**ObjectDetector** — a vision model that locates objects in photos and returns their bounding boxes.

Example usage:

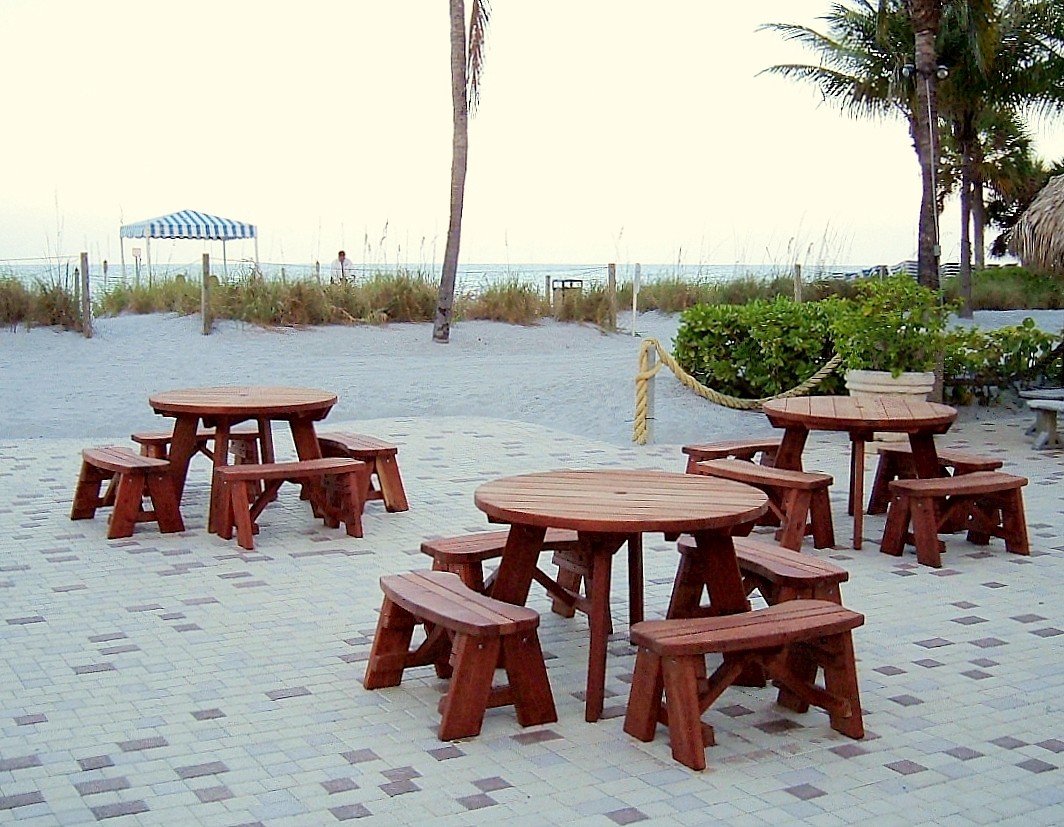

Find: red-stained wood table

[762,395,958,550]
[473,469,769,722]
[149,386,338,532]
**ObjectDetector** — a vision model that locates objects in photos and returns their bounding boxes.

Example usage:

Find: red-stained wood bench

[131,425,264,462]
[691,458,835,550]
[681,437,782,474]
[673,535,848,614]
[866,444,1004,515]
[419,528,644,627]
[214,458,367,550]
[317,432,409,512]
[70,447,185,539]
[363,569,557,741]
[623,599,865,770]
[880,471,1030,568]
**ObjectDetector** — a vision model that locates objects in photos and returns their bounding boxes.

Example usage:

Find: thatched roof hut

[1009,175,1064,274]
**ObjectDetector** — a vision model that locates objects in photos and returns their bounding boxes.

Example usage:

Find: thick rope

[633,338,843,444]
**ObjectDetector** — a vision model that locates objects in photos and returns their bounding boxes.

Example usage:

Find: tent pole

[120,236,127,283]
[146,238,152,286]
[222,239,228,278]
[254,236,260,275]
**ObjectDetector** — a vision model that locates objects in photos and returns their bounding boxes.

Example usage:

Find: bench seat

[681,437,782,473]
[214,458,368,550]
[692,458,834,550]
[363,570,557,740]
[623,599,865,770]
[317,432,409,511]
[867,444,1004,515]
[70,447,185,539]
[880,471,1030,568]
[131,425,264,461]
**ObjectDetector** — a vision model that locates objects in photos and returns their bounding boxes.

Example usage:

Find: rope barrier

[632,338,843,444]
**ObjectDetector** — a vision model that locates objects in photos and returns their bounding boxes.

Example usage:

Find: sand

[2,308,1061,442]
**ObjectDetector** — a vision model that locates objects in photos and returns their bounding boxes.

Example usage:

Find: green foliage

[943,319,1062,403]
[827,276,954,375]
[673,299,843,399]
[459,278,549,324]
[31,281,82,329]
[942,265,1064,310]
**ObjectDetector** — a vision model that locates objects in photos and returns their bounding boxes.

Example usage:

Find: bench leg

[229,479,257,551]
[1033,409,1062,450]
[108,472,144,539]
[821,631,864,739]
[661,654,711,771]
[375,455,409,512]
[1000,490,1030,555]
[624,648,665,744]
[363,598,417,689]
[879,494,910,557]
[776,489,812,551]
[144,473,185,534]
[438,634,500,740]
[867,453,903,515]
[502,631,557,728]
[910,495,943,568]
[809,489,835,549]
[71,462,108,520]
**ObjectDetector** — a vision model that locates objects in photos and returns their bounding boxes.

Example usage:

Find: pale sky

[2,0,1062,273]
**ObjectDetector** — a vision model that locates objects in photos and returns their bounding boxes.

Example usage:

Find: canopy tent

[119,209,259,281]
[1009,176,1064,275]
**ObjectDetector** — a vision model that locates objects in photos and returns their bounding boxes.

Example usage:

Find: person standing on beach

[330,250,355,283]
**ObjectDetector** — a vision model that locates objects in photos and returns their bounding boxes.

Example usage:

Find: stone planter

[844,369,936,441]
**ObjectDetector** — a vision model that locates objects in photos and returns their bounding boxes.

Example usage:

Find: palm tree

[433,0,491,344]
[760,1,945,287]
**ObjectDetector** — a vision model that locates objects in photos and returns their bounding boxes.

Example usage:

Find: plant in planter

[827,275,954,400]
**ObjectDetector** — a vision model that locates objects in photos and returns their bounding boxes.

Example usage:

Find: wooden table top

[474,469,769,535]
[762,395,957,433]
[150,386,337,418]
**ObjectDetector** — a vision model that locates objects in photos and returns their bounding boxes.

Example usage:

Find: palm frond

[1009,175,1064,273]
[467,0,491,115]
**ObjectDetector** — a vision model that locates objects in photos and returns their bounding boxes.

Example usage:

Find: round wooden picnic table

[762,395,957,550]
[149,386,338,532]
[474,468,769,722]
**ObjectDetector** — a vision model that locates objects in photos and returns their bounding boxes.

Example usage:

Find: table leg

[290,418,326,515]
[850,435,865,550]
[207,419,232,534]
[774,427,809,472]
[581,533,626,723]
[674,530,749,617]
[488,523,548,607]
[167,416,200,507]
[908,432,941,479]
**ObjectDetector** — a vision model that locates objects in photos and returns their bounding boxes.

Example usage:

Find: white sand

[2,309,1061,442]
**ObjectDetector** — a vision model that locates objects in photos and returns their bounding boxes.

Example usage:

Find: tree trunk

[910,2,942,289]
[973,175,986,271]
[433,0,470,344]
[958,142,973,318]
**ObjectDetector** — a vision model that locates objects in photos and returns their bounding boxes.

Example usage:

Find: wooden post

[545,275,552,312]
[631,263,641,336]
[793,263,803,303]
[607,263,617,332]
[80,252,92,339]
[645,345,656,441]
[201,253,211,336]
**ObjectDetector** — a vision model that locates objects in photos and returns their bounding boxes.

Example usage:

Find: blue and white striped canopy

[120,210,256,241]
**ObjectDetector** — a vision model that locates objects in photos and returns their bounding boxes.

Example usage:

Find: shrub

[0,277,31,329]
[673,298,843,399]
[459,278,548,324]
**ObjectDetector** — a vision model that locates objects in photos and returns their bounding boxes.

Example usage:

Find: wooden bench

[673,535,848,615]
[363,570,557,741]
[867,444,1004,515]
[623,599,864,770]
[70,447,185,539]
[214,458,368,550]
[317,432,409,512]
[880,471,1030,568]
[1026,399,1064,450]
[681,436,782,474]
[419,528,644,626]
[692,458,835,550]
[131,425,265,462]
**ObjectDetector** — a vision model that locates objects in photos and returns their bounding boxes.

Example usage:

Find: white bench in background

[1026,399,1064,449]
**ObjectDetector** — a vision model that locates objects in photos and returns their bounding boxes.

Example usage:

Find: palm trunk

[433,0,470,344]
[973,175,986,271]
[958,145,973,318]
[910,1,942,290]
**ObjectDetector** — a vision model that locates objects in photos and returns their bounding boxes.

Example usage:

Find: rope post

[79,252,92,339]
[645,342,656,439]
[201,253,211,336]
[793,263,803,303]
